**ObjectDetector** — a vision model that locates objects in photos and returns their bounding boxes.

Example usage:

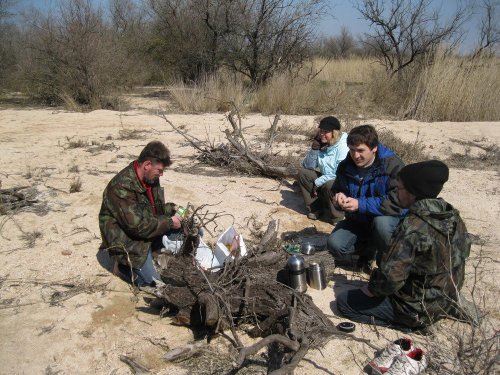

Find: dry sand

[0,98,499,374]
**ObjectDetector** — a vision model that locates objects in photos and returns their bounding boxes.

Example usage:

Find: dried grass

[170,70,247,112]
[407,54,500,121]
[69,177,82,193]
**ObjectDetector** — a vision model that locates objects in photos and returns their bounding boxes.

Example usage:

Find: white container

[195,239,227,272]
[214,226,247,259]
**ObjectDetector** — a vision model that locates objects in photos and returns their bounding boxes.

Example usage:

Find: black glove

[311,184,318,198]
[311,135,322,150]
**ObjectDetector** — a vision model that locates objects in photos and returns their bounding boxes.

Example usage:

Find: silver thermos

[307,262,327,290]
[287,255,307,292]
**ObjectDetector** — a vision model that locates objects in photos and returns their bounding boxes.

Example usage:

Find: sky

[12,0,484,52]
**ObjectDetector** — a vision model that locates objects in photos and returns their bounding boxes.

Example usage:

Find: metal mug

[301,242,316,255]
[307,262,327,290]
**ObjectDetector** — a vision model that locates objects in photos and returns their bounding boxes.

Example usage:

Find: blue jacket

[302,132,349,187]
[332,143,407,222]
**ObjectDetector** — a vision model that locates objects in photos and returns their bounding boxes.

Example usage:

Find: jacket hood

[410,198,460,237]
[375,143,395,159]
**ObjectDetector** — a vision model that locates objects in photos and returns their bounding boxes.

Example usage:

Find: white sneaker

[369,338,414,374]
[385,348,427,375]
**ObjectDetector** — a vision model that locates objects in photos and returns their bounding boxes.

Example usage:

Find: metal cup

[307,262,327,290]
[301,242,316,255]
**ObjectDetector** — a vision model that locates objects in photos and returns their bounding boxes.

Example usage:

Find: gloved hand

[310,184,318,198]
[311,135,322,150]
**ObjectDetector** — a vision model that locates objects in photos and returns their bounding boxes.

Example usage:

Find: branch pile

[0,186,38,215]
[161,110,300,179]
[152,220,370,373]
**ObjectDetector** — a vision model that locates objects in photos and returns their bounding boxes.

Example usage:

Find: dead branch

[236,334,300,366]
[160,111,297,179]
[119,355,151,374]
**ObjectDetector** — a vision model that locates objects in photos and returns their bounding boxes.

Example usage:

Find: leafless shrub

[66,138,88,149]
[69,177,82,193]
[85,142,120,155]
[377,128,428,164]
[19,230,42,248]
[68,165,79,173]
[23,166,32,179]
[445,144,499,172]
[118,129,145,140]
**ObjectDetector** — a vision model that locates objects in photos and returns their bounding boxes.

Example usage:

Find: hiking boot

[307,211,322,220]
[385,348,427,375]
[368,338,414,374]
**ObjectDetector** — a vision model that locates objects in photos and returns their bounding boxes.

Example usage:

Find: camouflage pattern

[368,198,471,328]
[99,162,176,268]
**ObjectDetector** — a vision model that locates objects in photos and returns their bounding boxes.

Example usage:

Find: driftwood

[152,219,368,373]
[119,355,151,375]
[160,110,298,179]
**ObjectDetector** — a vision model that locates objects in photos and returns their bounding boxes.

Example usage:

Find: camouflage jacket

[99,162,176,268]
[368,198,471,328]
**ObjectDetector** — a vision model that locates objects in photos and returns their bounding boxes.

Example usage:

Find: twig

[119,355,151,374]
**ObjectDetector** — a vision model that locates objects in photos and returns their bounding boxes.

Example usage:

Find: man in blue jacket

[327,125,406,267]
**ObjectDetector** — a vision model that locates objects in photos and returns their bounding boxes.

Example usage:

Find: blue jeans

[336,288,410,331]
[327,216,401,262]
[118,247,160,287]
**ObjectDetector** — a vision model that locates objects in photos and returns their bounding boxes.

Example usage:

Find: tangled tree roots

[152,221,374,373]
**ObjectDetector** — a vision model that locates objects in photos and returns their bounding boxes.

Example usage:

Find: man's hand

[342,197,359,212]
[361,284,374,297]
[171,215,182,229]
[310,184,318,198]
[334,192,348,208]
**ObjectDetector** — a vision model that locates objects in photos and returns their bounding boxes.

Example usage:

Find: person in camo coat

[99,141,182,287]
[335,160,472,330]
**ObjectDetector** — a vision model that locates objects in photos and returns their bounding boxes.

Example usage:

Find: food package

[195,226,247,272]
[215,226,247,259]
[195,239,226,272]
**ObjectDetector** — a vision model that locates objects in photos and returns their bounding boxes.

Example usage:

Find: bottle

[176,206,186,218]
[287,255,307,292]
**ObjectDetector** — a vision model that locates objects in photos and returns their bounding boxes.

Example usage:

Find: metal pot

[287,255,307,292]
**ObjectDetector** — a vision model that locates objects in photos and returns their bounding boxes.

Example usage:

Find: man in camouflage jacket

[336,160,471,330]
[99,141,182,286]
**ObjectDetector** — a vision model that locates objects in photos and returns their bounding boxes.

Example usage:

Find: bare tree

[471,0,500,58]
[356,0,467,76]
[18,0,144,108]
[147,0,327,85]
[224,0,327,84]
[321,25,357,58]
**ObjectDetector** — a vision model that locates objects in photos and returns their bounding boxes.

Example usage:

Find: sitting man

[327,125,406,266]
[335,160,472,331]
[298,116,349,222]
[99,141,182,287]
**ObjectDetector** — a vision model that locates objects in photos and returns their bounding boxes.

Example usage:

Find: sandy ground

[0,97,499,375]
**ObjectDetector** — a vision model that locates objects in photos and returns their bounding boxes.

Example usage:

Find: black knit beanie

[399,160,449,199]
[318,116,341,131]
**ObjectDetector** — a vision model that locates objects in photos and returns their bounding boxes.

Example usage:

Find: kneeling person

[335,160,471,330]
[327,125,406,265]
[99,141,182,287]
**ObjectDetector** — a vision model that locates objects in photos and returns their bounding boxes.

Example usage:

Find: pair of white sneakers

[368,338,427,375]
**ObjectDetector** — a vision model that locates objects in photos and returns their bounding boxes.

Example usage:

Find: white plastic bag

[161,235,183,254]
[215,226,247,260]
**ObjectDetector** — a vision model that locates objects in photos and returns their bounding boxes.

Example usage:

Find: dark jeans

[327,216,400,263]
[298,167,343,220]
[336,288,410,331]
